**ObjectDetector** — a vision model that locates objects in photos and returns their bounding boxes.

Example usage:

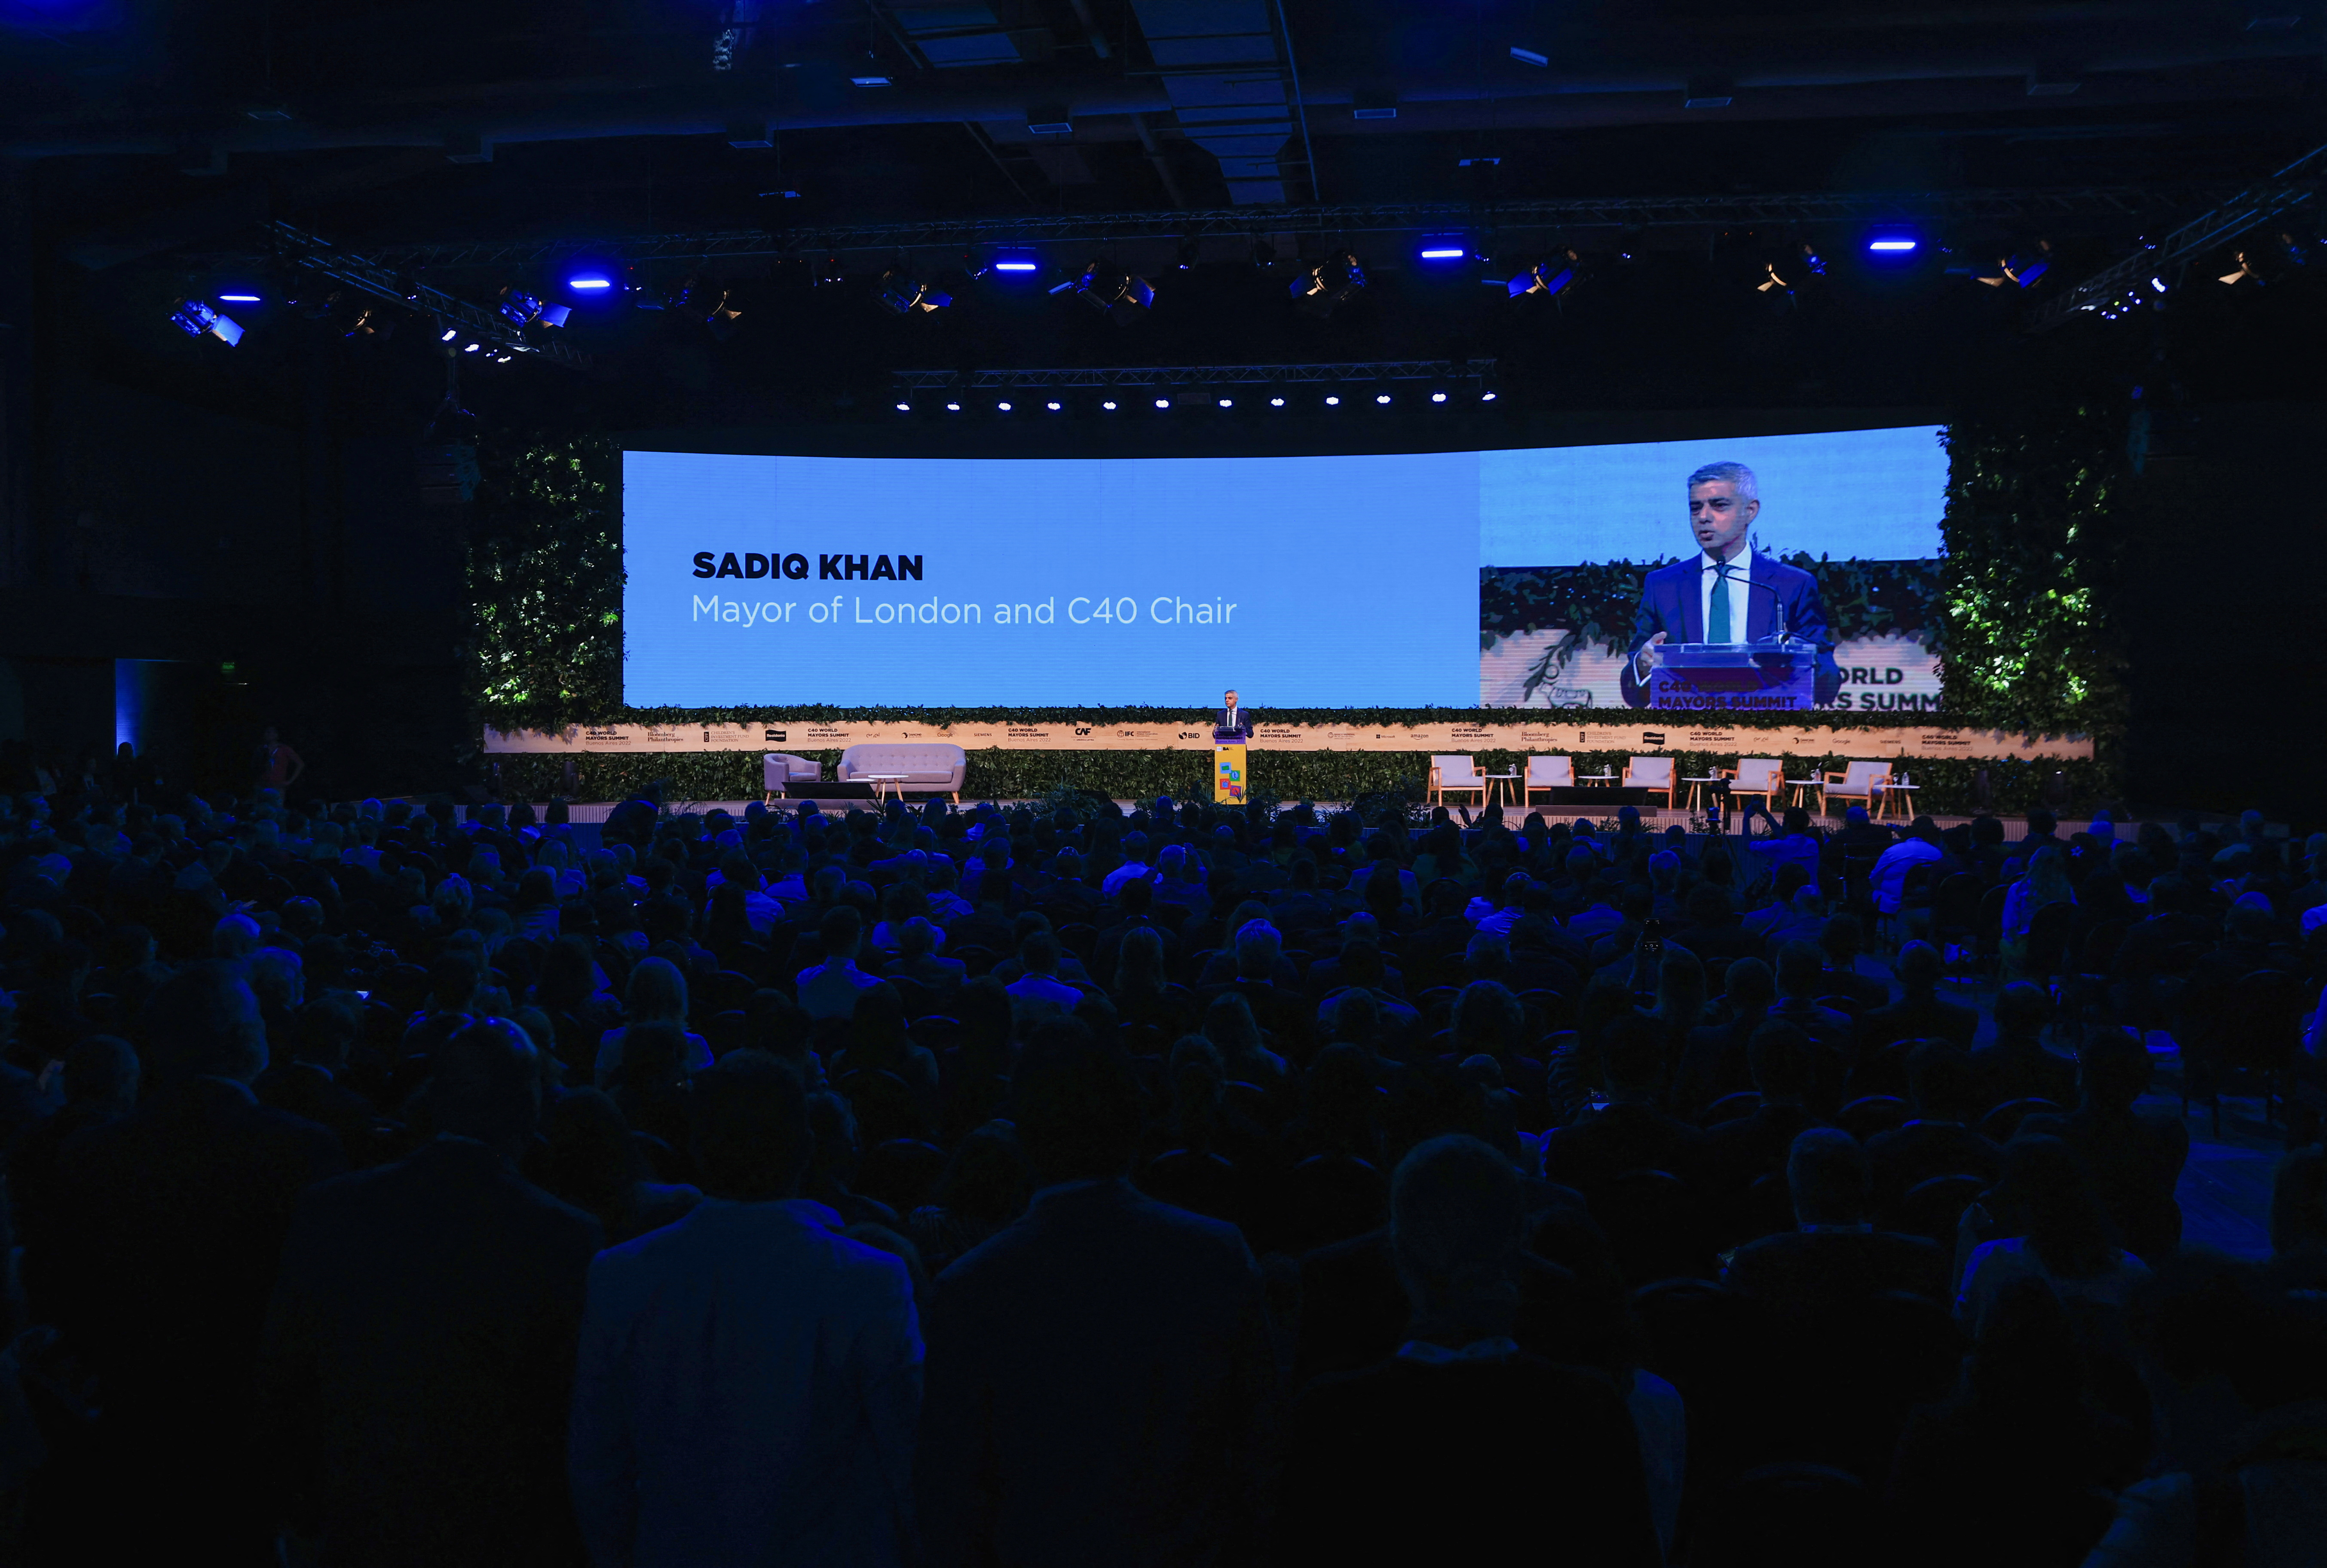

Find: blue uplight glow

[1419,248,1466,260]
[570,276,613,290]
[218,293,261,303]
[1868,238,1918,252]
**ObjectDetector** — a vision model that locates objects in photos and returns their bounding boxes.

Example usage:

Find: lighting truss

[893,360,1492,391]
[2023,141,2327,332]
[266,221,591,371]
[346,187,2177,271]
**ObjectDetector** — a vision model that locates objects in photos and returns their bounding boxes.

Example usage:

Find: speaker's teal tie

[1707,559,1731,643]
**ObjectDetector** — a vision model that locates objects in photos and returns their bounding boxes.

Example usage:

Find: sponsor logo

[1641,731,1666,747]
[763,729,787,742]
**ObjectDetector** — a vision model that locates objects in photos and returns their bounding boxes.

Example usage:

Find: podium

[1212,726,1248,804]
[1648,638,1819,711]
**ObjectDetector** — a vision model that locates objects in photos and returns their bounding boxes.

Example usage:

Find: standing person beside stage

[1620,460,1841,708]
[257,725,306,795]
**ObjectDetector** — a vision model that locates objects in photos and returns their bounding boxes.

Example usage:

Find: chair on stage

[1819,760,1892,818]
[1623,755,1676,809]
[1427,755,1487,808]
[1724,757,1784,814]
[763,753,822,802]
[1523,755,1574,805]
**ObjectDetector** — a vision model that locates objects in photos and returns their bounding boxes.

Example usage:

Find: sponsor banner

[487,720,2091,761]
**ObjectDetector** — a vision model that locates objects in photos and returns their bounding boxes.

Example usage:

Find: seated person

[1723,1127,1948,1308]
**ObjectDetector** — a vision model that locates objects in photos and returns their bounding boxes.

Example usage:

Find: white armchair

[1726,757,1784,812]
[1427,755,1487,807]
[1524,755,1574,805]
[1819,760,1892,816]
[1623,755,1677,808]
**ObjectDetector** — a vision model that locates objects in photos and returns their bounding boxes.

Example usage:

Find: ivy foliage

[466,434,624,732]
[1480,557,1941,653]
[1940,406,2127,738]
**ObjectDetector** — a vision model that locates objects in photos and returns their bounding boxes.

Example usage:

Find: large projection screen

[622,425,1946,711]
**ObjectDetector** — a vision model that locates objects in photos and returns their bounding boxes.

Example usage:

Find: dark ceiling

[5,0,2324,427]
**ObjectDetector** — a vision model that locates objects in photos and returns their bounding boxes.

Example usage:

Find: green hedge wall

[492,748,2108,817]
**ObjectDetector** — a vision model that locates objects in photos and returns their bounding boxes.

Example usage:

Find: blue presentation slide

[620,428,1946,709]
[622,449,1483,707]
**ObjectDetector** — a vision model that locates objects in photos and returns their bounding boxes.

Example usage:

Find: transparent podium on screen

[1648,637,1819,711]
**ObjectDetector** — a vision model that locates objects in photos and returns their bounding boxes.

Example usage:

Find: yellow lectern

[1213,742,1247,804]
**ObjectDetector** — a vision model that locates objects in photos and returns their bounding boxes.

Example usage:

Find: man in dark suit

[1276,1137,1660,1566]
[1722,1128,1948,1308]
[1216,688,1251,738]
[915,1021,1274,1568]
[1619,460,1842,707]
[262,1020,603,1567]
[46,965,346,1563]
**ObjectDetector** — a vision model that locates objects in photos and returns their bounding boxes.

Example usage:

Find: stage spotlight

[990,248,1041,275]
[569,275,612,291]
[439,326,459,342]
[1292,251,1366,318]
[877,270,952,314]
[1269,395,1286,407]
[945,401,963,411]
[1053,257,1156,323]
[217,290,261,303]
[1374,391,1392,405]
[1975,242,2053,288]
[1508,254,1576,299]
[1249,236,1278,268]
[463,341,481,353]
[1154,395,1171,409]
[1323,393,1341,406]
[497,287,570,328]
[996,401,1013,412]
[1177,236,1202,270]
[1216,395,1234,408]
[895,401,912,412]
[168,297,243,346]
[1417,233,1470,263]
[1430,390,1448,403]
[1102,398,1119,410]
[1866,231,1919,254]
[2149,276,2168,294]
[674,275,743,338]
[1046,400,1062,411]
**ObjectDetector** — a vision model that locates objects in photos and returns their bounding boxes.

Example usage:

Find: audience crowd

[0,777,2321,1565]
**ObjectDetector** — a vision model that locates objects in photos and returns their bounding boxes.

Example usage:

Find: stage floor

[516,799,2223,836]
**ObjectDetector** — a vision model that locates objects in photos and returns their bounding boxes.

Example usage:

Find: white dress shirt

[1635,548,1756,683]
[1698,548,1752,644]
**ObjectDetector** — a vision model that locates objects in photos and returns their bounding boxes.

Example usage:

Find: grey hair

[1687,460,1758,500]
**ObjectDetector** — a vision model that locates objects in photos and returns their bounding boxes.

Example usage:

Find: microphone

[1710,558,1791,643]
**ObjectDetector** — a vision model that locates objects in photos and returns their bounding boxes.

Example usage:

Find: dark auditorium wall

[0,288,470,798]
[2114,402,2322,826]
